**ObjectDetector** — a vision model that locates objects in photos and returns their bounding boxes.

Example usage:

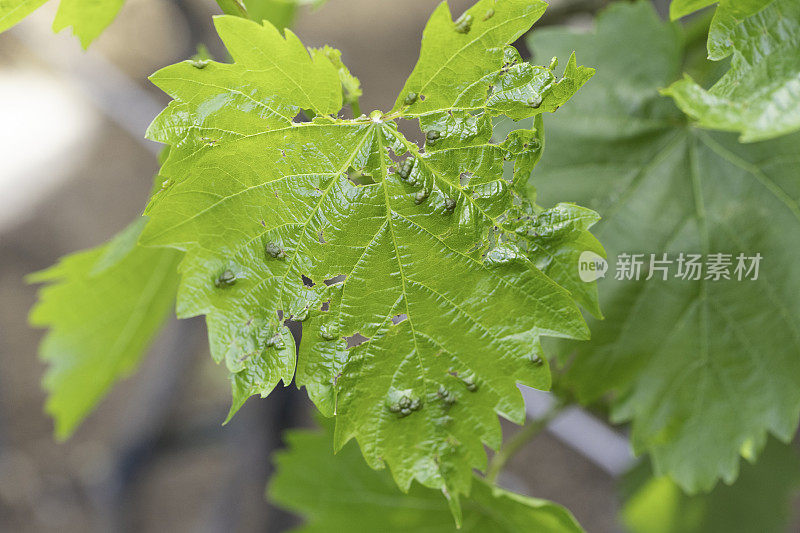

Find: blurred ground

[0,0,627,531]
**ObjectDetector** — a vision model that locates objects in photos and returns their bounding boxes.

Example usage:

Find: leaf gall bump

[215,269,236,288]
[265,242,286,259]
[454,13,473,34]
[527,95,543,108]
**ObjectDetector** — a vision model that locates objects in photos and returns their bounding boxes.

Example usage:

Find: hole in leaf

[320,301,330,312]
[345,332,370,349]
[395,118,423,146]
[387,148,404,164]
[324,275,346,286]
[302,275,315,287]
[391,314,408,325]
[318,229,327,244]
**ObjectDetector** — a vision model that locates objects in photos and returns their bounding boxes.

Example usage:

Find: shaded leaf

[620,437,800,533]
[669,0,718,20]
[269,419,584,533]
[528,1,800,493]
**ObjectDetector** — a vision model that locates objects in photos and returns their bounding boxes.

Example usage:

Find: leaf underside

[143,0,596,512]
[528,1,800,493]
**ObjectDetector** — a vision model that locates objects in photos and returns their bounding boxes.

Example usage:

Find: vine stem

[485,399,566,484]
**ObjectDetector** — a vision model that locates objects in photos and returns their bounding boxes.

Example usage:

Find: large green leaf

[665,0,800,142]
[269,420,584,532]
[620,438,800,533]
[527,1,800,493]
[144,0,595,513]
[29,219,181,438]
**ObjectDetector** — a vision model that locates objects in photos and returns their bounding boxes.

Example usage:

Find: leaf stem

[485,399,565,484]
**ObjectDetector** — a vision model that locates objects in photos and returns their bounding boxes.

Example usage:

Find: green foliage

[52,0,124,48]
[0,0,124,48]
[269,419,584,532]
[243,0,326,30]
[216,0,248,18]
[144,0,595,514]
[0,0,47,35]
[217,0,327,31]
[620,438,800,533]
[527,1,800,493]
[669,0,719,20]
[309,45,362,111]
[665,0,800,142]
[0,0,324,47]
[669,0,773,20]
[29,219,181,438]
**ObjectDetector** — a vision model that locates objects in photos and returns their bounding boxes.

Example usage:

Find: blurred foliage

[620,438,800,533]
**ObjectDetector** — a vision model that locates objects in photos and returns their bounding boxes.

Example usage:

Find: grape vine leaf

[242,0,327,30]
[28,218,181,438]
[216,0,248,18]
[309,45,362,111]
[0,0,48,34]
[0,0,125,48]
[669,0,718,20]
[142,0,595,514]
[620,437,800,533]
[269,419,584,532]
[665,0,800,142]
[668,0,772,21]
[0,0,320,47]
[527,1,800,493]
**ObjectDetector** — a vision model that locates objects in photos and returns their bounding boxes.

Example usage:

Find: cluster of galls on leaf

[388,394,423,418]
